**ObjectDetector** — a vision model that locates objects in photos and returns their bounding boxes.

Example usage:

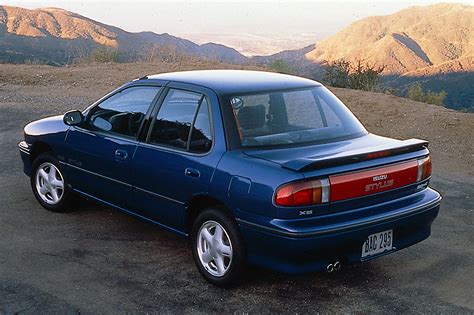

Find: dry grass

[0,61,262,88]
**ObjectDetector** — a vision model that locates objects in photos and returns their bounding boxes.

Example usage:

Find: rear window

[230,86,366,147]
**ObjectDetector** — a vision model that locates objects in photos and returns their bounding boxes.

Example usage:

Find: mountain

[305,3,473,75]
[299,3,474,110]
[0,5,247,65]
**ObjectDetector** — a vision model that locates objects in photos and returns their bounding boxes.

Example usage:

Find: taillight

[275,179,330,207]
[417,155,432,181]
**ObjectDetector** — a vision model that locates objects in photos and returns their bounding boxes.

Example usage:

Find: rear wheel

[31,153,74,212]
[191,208,246,287]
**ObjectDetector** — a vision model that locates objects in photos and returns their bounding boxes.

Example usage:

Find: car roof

[145,70,321,95]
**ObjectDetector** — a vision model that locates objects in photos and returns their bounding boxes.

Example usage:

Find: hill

[294,3,474,111]
[305,3,473,75]
[0,5,247,65]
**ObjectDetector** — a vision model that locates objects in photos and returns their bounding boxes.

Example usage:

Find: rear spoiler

[282,138,429,172]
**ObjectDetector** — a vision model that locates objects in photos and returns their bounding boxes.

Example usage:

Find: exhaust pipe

[326,263,334,273]
[327,261,341,273]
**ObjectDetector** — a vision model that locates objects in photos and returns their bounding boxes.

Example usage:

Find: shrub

[89,47,120,63]
[406,84,447,106]
[322,59,384,91]
[348,60,385,91]
[269,59,293,74]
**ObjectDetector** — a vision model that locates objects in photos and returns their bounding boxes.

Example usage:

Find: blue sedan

[18,70,441,286]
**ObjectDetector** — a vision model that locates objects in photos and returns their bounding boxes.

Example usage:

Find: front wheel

[191,208,246,287]
[31,152,74,212]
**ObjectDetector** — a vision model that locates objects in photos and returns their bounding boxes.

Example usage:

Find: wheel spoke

[39,185,49,195]
[213,224,223,242]
[202,228,213,244]
[38,169,48,181]
[50,188,59,202]
[48,166,57,182]
[201,250,213,264]
[215,255,226,274]
[51,179,64,190]
[220,244,232,257]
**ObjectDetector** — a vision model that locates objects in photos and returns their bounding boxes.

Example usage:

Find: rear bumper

[237,188,441,273]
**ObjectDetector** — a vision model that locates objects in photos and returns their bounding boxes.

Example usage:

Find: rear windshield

[230,86,367,147]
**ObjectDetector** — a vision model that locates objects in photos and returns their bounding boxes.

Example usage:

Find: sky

[1,0,472,55]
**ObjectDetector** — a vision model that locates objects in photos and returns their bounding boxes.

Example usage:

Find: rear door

[63,85,163,208]
[130,84,225,231]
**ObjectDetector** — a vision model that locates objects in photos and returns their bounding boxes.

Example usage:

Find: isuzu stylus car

[18,70,441,286]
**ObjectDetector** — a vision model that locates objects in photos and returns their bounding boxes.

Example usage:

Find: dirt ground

[0,62,473,313]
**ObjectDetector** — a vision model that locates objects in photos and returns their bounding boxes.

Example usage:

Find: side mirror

[63,110,84,126]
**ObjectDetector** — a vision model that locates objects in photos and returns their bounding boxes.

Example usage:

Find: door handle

[115,149,128,160]
[185,168,200,178]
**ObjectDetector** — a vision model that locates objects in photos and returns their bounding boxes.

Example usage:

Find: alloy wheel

[197,220,233,277]
[35,162,65,205]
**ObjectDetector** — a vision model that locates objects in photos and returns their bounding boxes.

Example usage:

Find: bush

[139,43,187,63]
[322,59,351,88]
[269,59,293,74]
[406,84,447,106]
[89,47,120,63]
[323,59,384,91]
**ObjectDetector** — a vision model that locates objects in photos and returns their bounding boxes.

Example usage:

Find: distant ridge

[0,5,247,64]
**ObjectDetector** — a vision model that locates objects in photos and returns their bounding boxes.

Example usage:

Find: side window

[87,86,161,137]
[149,89,212,153]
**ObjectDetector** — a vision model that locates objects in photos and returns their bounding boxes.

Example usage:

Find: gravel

[0,63,473,313]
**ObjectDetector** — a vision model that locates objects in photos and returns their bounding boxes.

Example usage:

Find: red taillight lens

[275,179,329,207]
[417,155,432,181]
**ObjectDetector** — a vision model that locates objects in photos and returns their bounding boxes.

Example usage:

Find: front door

[63,85,162,208]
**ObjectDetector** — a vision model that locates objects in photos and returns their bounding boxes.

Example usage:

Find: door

[131,87,223,231]
[63,85,162,208]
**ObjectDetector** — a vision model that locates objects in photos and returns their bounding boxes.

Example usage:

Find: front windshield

[230,86,367,148]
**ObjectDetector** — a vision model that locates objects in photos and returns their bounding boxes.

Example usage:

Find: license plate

[361,229,393,258]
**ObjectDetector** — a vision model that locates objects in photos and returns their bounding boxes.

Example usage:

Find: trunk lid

[243,134,427,172]
[244,133,430,204]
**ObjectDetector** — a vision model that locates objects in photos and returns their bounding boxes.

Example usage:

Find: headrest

[237,104,265,129]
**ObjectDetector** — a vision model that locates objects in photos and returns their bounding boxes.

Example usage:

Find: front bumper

[237,188,441,273]
[18,141,32,176]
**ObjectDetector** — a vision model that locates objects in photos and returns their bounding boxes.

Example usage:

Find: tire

[30,152,74,212]
[191,207,246,287]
